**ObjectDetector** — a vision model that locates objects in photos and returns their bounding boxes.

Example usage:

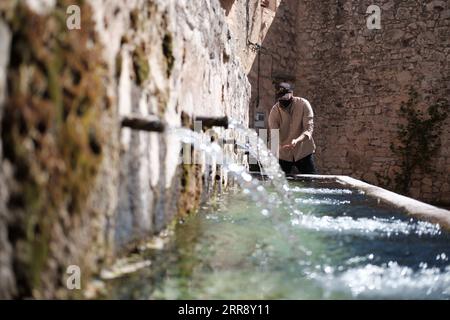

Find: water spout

[121,114,165,132]
[194,115,229,130]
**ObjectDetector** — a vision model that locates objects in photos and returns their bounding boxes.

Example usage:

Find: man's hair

[277,82,293,93]
[276,82,294,99]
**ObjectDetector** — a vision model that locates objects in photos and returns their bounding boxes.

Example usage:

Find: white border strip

[294,174,450,230]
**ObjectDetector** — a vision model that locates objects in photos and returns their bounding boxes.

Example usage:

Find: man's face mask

[278,91,293,108]
[279,100,291,108]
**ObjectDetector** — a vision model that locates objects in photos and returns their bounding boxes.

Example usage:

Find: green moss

[162,33,175,78]
[1,0,107,297]
[177,164,203,216]
[132,45,150,85]
[129,8,139,30]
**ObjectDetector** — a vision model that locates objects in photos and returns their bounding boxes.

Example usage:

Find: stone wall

[249,0,450,205]
[221,0,281,73]
[110,0,251,250]
[296,0,450,205]
[248,0,299,129]
[1,0,115,298]
[0,18,15,299]
[0,0,251,298]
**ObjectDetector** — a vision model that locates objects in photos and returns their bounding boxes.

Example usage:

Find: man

[268,82,317,174]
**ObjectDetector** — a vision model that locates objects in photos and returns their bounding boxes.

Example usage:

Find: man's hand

[282,135,306,150]
[281,144,294,150]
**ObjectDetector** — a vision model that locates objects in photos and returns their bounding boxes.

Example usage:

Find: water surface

[105,179,450,299]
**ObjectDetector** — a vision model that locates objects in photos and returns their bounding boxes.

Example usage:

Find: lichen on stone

[1,0,107,297]
[162,32,175,78]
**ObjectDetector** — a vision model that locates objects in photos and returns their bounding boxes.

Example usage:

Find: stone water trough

[291,174,450,231]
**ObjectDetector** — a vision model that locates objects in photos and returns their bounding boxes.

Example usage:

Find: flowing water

[104,178,450,299]
[103,126,450,299]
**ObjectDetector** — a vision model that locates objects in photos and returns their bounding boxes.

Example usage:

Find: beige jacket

[268,97,316,162]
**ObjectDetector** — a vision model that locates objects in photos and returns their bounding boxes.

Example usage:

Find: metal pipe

[181,111,229,130]
[194,116,229,130]
[121,114,165,132]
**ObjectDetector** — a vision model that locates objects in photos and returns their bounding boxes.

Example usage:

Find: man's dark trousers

[279,154,317,174]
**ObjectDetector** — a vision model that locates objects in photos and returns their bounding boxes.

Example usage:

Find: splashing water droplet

[241,172,252,182]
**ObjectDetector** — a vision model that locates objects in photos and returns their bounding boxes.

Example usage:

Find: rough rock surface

[0,19,16,299]
[222,0,281,73]
[110,0,251,248]
[0,0,250,298]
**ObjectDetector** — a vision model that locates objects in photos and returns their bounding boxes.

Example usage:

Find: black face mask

[279,98,292,108]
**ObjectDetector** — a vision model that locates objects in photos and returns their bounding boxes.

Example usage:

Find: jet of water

[169,123,305,255]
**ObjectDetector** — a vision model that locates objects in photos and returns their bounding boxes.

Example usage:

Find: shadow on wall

[248,0,299,129]
[219,0,237,15]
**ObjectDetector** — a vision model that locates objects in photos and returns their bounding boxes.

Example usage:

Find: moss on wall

[162,32,174,78]
[132,44,150,86]
[177,164,204,217]
[1,0,107,297]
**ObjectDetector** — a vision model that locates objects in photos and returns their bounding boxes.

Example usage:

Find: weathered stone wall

[221,0,281,73]
[249,0,450,204]
[248,0,299,129]
[295,0,449,204]
[112,0,251,250]
[0,18,15,299]
[0,0,250,298]
[0,0,120,298]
